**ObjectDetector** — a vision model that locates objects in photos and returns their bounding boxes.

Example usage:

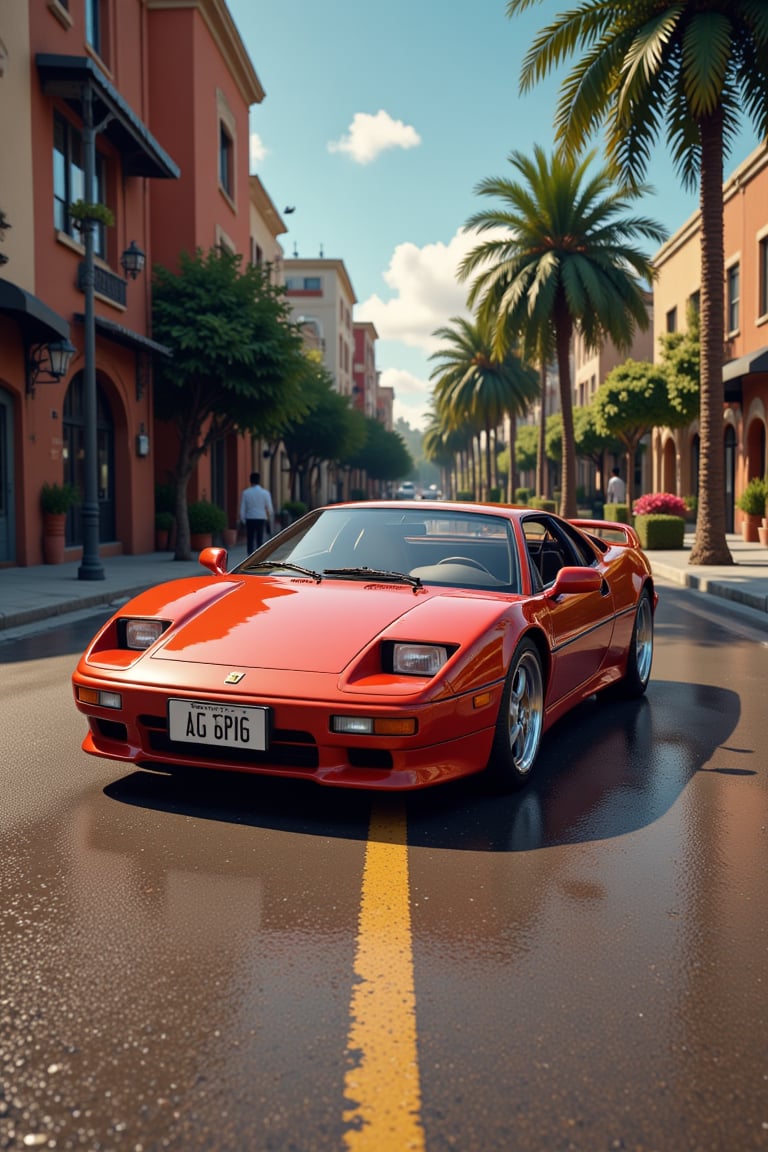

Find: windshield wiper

[245,561,323,583]
[324,567,422,589]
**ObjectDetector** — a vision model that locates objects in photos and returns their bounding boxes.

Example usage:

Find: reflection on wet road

[0,584,766,1151]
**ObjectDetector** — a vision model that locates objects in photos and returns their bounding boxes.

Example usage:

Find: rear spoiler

[571,518,642,548]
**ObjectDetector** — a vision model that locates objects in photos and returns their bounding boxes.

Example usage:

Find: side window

[556,521,599,567]
[522,516,595,588]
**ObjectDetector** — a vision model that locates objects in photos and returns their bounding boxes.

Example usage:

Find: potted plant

[736,477,767,542]
[155,510,174,551]
[40,482,80,564]
[187,499,227,548]
[67,200,115,231]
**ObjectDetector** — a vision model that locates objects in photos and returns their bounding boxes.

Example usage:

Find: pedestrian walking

[606,467,626,504]
[239,472,273,553]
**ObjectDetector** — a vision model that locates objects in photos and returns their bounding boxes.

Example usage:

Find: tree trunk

[555,303,577,518]
[536,360,547,498]
[688,109,733,566]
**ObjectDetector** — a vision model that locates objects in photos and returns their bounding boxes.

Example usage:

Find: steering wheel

[436,556,493,575]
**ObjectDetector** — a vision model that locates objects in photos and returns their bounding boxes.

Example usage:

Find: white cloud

[356,228,478,353]
[357,226,508,432]
[327,110,421,165]
[383,367,433,431]
[249,132,267,170]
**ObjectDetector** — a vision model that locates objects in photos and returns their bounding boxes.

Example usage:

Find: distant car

[395,481,417,499]
[426,484,442,499]
[72,500,657,791]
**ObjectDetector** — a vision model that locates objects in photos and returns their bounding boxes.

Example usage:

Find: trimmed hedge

[634,514,686,549]
[602,503,631,524]
[528,496,557,513]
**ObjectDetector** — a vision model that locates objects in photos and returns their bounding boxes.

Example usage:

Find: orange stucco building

[0,0,279,566]
[652,142,768,533]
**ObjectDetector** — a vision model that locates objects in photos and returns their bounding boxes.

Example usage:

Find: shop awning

[36,54,180,180]
[0,279,71,344]
[74,312,171,357]
[722,345,768,403]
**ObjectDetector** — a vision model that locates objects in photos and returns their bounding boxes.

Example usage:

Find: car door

[522,516,616,705]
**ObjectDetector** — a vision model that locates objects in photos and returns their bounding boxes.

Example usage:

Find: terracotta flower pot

[742,513,761,543]
[42,512,67,564]
[190,532,212,550]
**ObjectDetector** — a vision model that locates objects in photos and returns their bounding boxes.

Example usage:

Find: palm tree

[506,0,768,559]
[429,315,539,501]
[459,145,664,519]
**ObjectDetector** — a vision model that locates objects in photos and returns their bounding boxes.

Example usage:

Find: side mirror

[547,566,603,598]
[198,546,228,575]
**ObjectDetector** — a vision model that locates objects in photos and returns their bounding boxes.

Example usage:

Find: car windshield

[234,506,521,592]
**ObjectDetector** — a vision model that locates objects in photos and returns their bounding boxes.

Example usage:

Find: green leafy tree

[659,304,701,426]
[345,417,413,495]
[152,247,307,558]
[459,145,663,518]
[280,361,363,506]
[423,412,466,500]
[429,315,539,501]
[593,360,672,506]
[513,423,539,477]
[506,0,768,561]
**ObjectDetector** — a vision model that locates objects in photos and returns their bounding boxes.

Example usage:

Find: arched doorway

[63,372,115,545]
[0,387,15,562]
[724,424,736,534]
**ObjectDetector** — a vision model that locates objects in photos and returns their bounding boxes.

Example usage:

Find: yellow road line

[343,800,425,1151]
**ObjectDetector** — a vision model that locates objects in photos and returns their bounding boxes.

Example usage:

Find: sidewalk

[0,534,766,638]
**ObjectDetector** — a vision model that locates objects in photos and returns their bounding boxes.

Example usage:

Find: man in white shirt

[239,472,274,552]
[606,467,627,503]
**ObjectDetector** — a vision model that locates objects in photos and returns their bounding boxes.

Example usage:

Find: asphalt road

[1,583,766,1152]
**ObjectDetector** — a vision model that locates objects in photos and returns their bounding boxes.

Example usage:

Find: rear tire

[486,638,544,789]
[620,587,653,697]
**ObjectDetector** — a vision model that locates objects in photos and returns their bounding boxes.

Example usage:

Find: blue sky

[229,0,761,431]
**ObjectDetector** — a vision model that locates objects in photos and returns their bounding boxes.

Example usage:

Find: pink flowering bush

[633,492,687,517]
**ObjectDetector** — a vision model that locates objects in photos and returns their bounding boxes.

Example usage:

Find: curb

[650,560,768,614]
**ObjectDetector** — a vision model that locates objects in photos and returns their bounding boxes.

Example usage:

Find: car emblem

[224,671,245,684]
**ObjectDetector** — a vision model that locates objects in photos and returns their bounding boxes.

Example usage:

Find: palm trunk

[536,360,547,497]
[689,109,733,565]
[555,302,577,518]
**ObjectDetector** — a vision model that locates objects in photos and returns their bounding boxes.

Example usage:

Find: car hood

[149,576,487,674]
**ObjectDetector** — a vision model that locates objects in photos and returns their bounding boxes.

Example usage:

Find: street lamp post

[78,83,104,581]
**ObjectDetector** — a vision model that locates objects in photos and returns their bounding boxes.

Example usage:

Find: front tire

[620,587,654,697]
[486,638,544,789]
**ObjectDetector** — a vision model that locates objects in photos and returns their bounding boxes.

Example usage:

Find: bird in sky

[284,206,296,214]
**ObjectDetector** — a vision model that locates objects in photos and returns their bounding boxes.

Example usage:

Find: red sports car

[72,501,656,790]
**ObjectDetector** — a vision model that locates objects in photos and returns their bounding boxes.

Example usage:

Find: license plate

[168,699,268,750]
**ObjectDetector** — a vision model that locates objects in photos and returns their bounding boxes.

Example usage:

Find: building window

[53,112,107,257]
[760,239,768,318]
[285,276,322,292]
[219,123,234,199]
[666,306,677,333]
[688,289,700,316]
[85,0,107,62]
[727,262,740,333]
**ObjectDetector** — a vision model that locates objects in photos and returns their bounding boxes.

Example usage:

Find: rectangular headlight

[124,619,165,650]
[393,643,448,677]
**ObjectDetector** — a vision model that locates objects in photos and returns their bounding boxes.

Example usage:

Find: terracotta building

[1,0,179,567]
[652,141,768,534]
